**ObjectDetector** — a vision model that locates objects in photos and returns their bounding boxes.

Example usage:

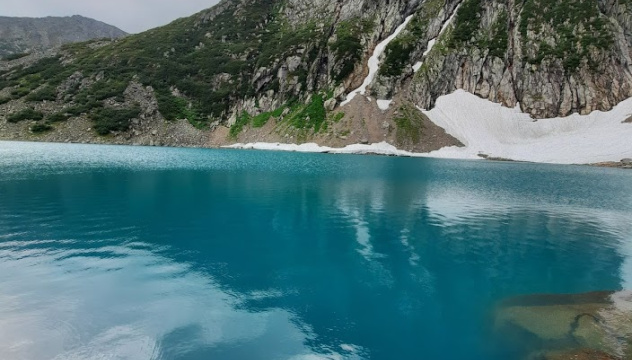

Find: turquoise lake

[0,141,631,360]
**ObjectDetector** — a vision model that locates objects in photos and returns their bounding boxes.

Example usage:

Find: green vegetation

[3,53,30,61]
[0,0,376,134]
[287,94,326,132]
[229,94,328,138]
[25,85,57,102]
[229,112,251,138]
[519,0,614,71]
[449,0,483,47]
[252,110,276,128]
[89,106,141,135]
[0,0,328,129]
[64,101,103,117]
[228,105,285,137]
[90,79,128,101]
[380,0,444,76]
[331,19,373,82]
[394,105,424,144]
[380,36,416,76]
[30,123,53,133]
[155,90,202,126]
[46,112,70,123]
[481,11,508,58]
[7,108,44,123]
[332,112,345,122]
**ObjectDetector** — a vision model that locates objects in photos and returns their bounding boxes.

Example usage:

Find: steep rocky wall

[370,0,632,118]
[204,0,426,121]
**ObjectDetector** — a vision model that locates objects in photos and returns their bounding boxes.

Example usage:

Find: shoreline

[4,138,629,169]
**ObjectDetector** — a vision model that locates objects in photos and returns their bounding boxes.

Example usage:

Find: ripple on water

[0,141,631,359]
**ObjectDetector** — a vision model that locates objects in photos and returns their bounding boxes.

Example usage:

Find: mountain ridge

[0,0,631,163]
[0,15,127,58]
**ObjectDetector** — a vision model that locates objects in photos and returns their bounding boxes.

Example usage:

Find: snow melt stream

[341,15,414,107]
[376,4,462,110]
[412,4,461,72]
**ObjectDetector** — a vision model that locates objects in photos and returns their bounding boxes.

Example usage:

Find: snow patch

[226,90,632,165]
[341,15,414,107]
[225,141,418,157]
[422,89,632,164]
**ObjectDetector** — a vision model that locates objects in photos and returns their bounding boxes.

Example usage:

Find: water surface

[0,141,631,360]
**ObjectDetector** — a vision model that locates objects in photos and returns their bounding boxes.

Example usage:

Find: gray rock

[324,98,337,111]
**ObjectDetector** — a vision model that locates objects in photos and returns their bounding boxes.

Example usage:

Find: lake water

[0,141,631,360]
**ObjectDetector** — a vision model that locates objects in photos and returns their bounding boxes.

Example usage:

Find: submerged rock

[495,291,632,359]
[538,348,619,360]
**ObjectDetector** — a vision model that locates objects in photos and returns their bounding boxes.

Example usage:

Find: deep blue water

[0,141,631,360]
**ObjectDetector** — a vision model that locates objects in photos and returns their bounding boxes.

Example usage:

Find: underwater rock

[495,291,632,359]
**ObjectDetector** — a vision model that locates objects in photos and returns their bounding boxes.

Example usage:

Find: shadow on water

[0,142,631,359]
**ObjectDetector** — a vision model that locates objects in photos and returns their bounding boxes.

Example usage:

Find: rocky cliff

[0,15,126,58]
[0,0,630,157]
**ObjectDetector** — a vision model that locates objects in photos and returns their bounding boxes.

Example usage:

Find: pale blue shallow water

[0,141,631,360]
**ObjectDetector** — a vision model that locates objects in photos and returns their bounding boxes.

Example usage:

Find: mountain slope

[0,15,127,58]
[0,0,630,163]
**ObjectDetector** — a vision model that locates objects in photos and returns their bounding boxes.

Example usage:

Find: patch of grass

[449,0,483,47]
[332,112,345,122]
[380,0,444,76]
[89,106,140,135]
[251,106,285,128]
[25,85,57,102]
[380,35,416,76]
[394,105,424,144]
[30,123,53,133]
[229,111,251,138]
[252,112,272,128]
[287,94,326,132]
[330,19,373,82]
[91,79,129,101]
[10,87,32,99]
[46,112,70,123]
[155,89,204,127]
[7,108,44,123]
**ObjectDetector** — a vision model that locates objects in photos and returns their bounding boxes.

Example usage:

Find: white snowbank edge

[226,90,632,165]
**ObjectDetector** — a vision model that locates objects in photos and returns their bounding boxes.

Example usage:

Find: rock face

[495,291,632,359]
[0,15,126,58]
[371,0,632,118]
[0,0,631,151]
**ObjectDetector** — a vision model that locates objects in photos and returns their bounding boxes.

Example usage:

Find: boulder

[324,98,337,111]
